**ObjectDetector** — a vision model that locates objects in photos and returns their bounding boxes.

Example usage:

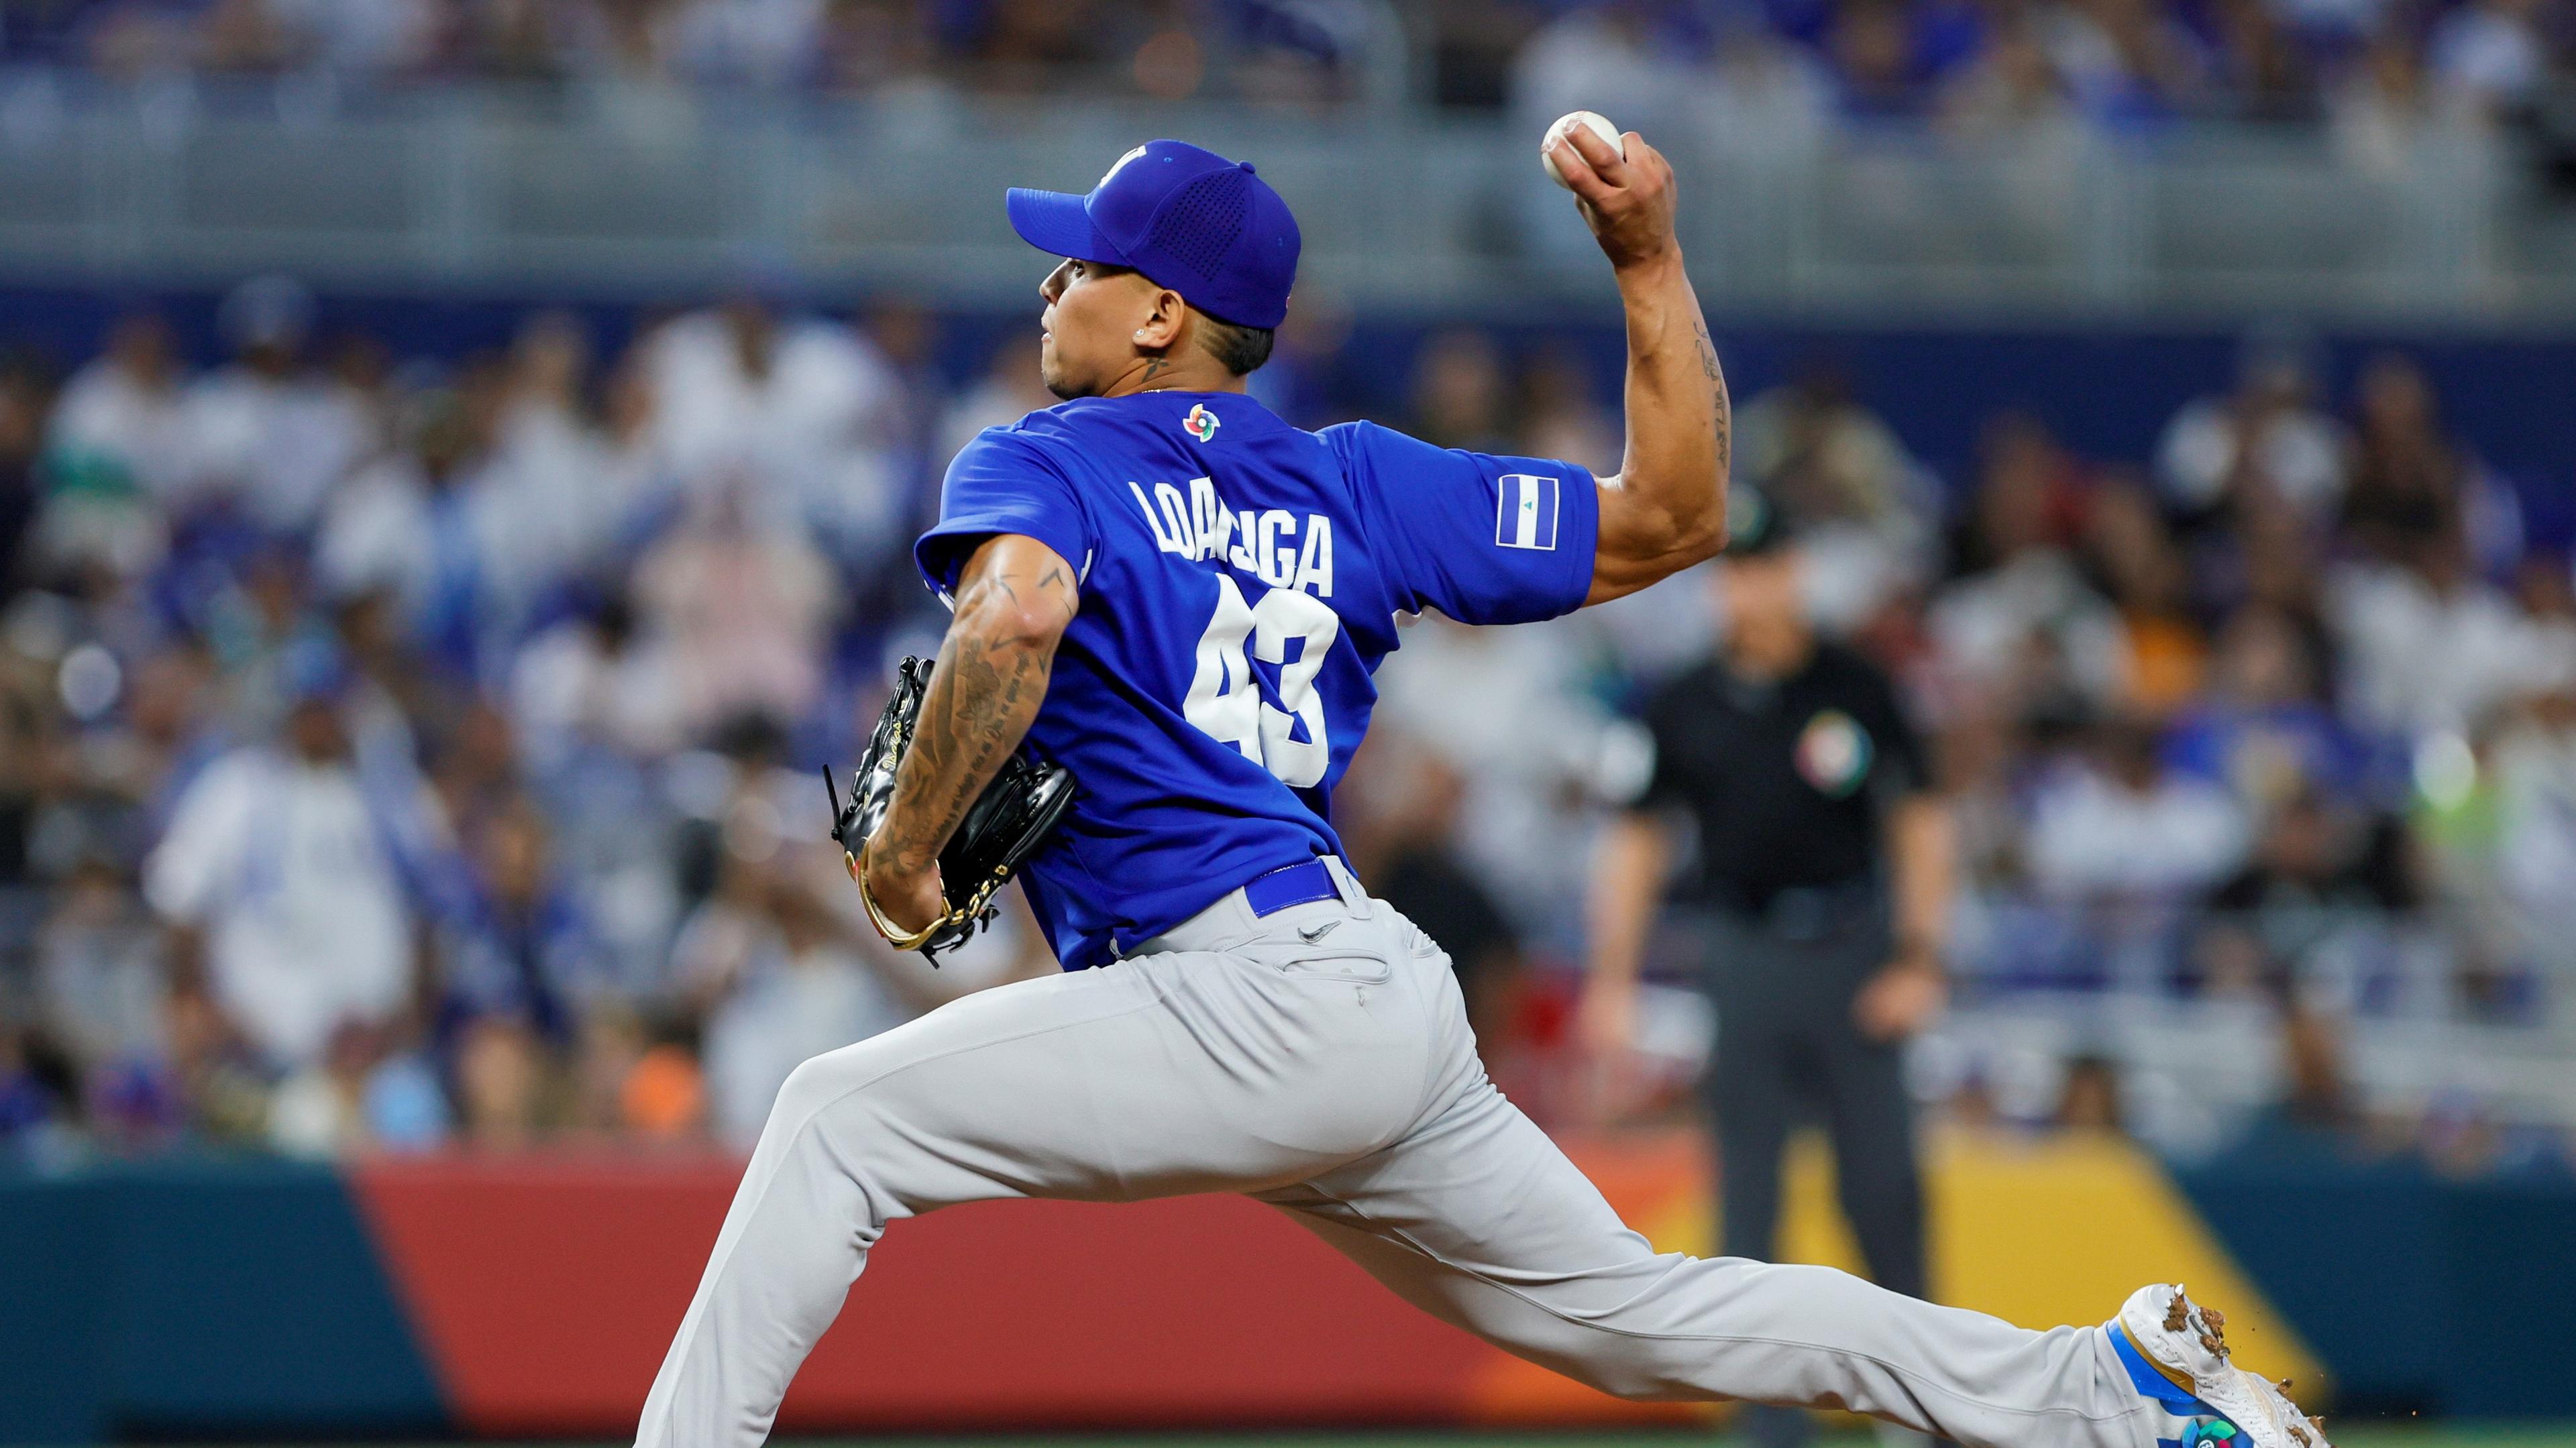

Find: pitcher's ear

[1136,286,1189,349]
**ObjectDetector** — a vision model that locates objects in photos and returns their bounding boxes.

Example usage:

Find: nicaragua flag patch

[1495,473,1561,551]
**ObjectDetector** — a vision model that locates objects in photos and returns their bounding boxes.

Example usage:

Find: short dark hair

[1081,262,1274,375]
[1195,313,1275,376]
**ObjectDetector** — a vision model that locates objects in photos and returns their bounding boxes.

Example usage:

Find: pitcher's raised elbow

[1674,508,1726,567]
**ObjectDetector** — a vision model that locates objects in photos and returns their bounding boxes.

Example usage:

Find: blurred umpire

[1579,486,1956,1448]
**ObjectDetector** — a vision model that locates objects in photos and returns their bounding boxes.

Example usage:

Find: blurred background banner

[2,1,2576,1444]
[9,1134,2575,1442]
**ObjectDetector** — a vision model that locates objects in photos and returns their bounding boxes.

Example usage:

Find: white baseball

[1540,111,1624,189]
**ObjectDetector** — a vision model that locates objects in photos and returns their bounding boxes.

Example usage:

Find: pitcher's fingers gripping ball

[1541,110,1623,187]
[1540,114,1679,270]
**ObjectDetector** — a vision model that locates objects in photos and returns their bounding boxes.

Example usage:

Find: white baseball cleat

[2112,1282,2330,1448]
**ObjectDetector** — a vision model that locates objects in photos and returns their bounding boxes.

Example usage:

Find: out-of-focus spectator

[317,380,500,675]
[452,1013,546,1148]
[934,326,1057,474]
[1927,412,2131,719]
[817,0,938,92]
[2083,478,2206,715]
[675,826,914,1148]
[661,0,830,91]
[2329,25,2479,178]
[142,649,427,1075]
[2252,1001,2364,1146]
[2055,1054,2126,1131]
[43,315,186,579]
[1940,9,2078,137]
[630,480,833,739]
[1346,734,1524,1049]
[2200,785,2415,988]
[437,797,599,1068]
[1374,610,1612,938]
[2324,523,2534,740]
[2211,0,2321,121]
[476,313,623,618]
[2428,0,2552,113]
[2026,715,2248,900]
[1515,345,1619,478]
[2342,351,2520,575]
[2043,0,2211,125]
[2155,326,2347,525]
[2165,602,2371,810]
[1731,363,1939,630]
[510,592,686,766]
[1696,0,1834,158]
[35,854,171,1139]
[1245,292,1356,431]
[1407,328,1514,453]
[1830,0,1927,115]
[643,293,906,567]
[1508,0,1699,141]
[180,276,376,534]
[0,355,50,586]
[2492,664,2576,964]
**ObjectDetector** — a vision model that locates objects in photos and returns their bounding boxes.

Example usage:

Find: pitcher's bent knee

[759,1037,928,1166]
[769,1045,873,1127]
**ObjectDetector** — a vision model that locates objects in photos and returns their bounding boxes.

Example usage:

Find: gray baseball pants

[635,861,2161,1448]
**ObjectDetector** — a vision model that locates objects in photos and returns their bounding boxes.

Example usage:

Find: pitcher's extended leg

[637,940,1430,1448]
[1265,1074,2159,1448]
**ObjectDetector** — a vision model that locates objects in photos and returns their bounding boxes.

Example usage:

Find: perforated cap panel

[1149,170,1248,281]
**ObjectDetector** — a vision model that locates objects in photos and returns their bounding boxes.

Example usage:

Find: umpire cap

[1723,484,1799,559]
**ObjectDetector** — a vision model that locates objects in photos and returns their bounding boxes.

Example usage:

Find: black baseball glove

[826,655,1076,964]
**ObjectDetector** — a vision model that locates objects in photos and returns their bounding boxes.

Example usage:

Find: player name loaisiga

[1128,476,1335,598]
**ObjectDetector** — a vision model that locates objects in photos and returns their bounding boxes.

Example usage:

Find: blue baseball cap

[1007,140,1301,331]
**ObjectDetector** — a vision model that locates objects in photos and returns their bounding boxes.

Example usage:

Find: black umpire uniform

[1611,491,1949,1446]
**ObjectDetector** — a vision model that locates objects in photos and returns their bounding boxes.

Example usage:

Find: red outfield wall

[349,1139,1706,1437]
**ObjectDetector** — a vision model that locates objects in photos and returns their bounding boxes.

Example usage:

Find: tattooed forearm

[1587,253,1726,605]
[1693,312,1731,485]
[877,535,1079,873]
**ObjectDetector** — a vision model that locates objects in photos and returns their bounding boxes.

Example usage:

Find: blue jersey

[915,390,1599,970]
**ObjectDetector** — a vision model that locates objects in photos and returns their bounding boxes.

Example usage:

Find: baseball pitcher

[635,127,2325,1448]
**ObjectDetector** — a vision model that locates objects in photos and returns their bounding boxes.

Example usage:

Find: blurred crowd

[0,271,2571,1176]
[0,0,2569,135]
[1341,321,2576,1176]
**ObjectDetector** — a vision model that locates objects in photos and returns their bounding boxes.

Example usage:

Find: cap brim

[1006,188,1124,266]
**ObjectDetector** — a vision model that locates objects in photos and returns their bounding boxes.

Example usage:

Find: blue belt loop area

[1243,858,1339,917]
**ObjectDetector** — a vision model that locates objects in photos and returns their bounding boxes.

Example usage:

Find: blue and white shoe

[2110,1283,2328,1448]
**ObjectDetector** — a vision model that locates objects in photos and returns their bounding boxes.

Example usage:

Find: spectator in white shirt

[143,649,426,1072]
[2027,716,2249,901]
[2326,538,2537,740]
[2155,329,2348,525]
[641,293,906,567]
[48,313,193,506]
[179,276,375,534]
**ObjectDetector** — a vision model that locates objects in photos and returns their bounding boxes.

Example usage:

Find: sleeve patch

[1495,473,1561,551]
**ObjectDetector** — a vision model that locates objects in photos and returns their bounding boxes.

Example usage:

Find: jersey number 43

[1183,575,1340,789]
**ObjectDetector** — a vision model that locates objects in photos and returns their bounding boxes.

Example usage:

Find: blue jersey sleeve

[914,428,1101,595]
[1323,421,1599,626]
